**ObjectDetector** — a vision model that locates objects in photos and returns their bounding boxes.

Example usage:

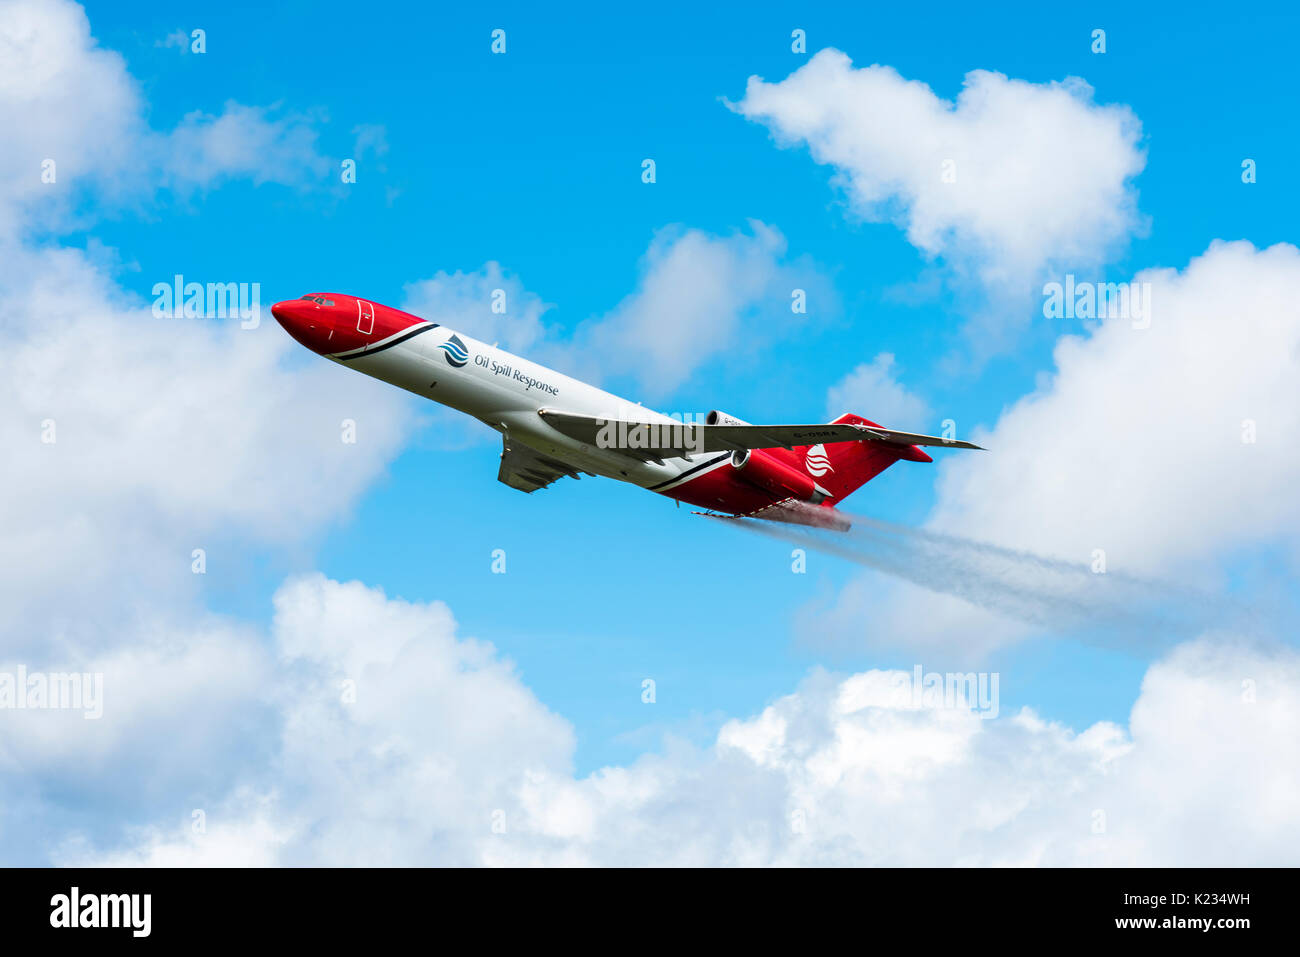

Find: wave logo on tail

[439,333,469,367]
[805,444,834,477]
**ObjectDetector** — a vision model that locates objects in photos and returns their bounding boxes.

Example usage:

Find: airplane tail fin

[802,413,932,505]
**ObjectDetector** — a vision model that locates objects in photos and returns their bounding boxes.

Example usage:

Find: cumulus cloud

[163,102,332,192]
[825,352,930,428]
[0,600,280,865]
[812,240,1300,657]
[401,223,831,396]
[0,0,141,233]
[155,28,191,52]
[572,221,827,395]
[55,577,1300,867]
[0,2,406,650]
[0,1,419,863]
[0,244,415,650]
[402,262,554,355]
[63,575,575,867]
[0,617,273,793]
[929,240,1300,573]
[0,0,331,236]
[351,123,389,161]
[4,1,1293,870]
[732,50,1146,347]
[402,225,832,395]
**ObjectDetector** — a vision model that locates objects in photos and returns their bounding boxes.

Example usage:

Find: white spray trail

[711,510,1245,648]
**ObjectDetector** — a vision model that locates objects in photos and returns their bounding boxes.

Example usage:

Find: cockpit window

[300,295,336,306]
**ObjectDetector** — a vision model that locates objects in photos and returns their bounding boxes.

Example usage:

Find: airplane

[271,294,983,531]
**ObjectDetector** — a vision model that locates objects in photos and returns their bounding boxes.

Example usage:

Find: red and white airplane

[271,294,982,530]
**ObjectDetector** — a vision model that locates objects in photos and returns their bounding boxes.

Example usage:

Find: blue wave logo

[439,333,469,367]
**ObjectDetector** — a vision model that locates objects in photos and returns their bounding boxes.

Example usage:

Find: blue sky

[75,0,1299,773]
[3,0,1298,864]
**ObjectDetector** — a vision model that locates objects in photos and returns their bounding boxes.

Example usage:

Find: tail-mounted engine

[731,448,827,504]
[706,410,749,427]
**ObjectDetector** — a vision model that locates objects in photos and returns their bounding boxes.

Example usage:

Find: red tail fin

[799,413,932,505]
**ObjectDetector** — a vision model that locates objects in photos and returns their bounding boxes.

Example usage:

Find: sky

[0,0,1298,865]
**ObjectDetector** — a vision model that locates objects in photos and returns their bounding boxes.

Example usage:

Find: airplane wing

[497,437,581,493]
[536,409,984,458]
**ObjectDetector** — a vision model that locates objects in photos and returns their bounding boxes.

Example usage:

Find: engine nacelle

[706,410,750,427]
[731,448,826,503]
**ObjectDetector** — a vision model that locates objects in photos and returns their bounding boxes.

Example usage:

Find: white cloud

[64,805,287,868]
[52,576,1300,867]
[811,239,1300,658]
[929,240,1300,574]
[732,50,1146,345]
[351,123,389,161]
[0,0,141,233]
[0,8,401,647]
[0,617,273,795]
[0,2,418,861]
[0,0,331,237]
[163,102,332,192]
[155,28,190,52]
[61,575,575,867]
[400,224,831,397]
[3,1,1293,871]
[573,221,826,395]
[402,262,553,355]
[809,578,1033,663]
[0,241,415,651]
[825,352,930,429]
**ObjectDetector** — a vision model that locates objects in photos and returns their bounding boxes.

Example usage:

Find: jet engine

[730,448,827,504]
[706,410,749,427]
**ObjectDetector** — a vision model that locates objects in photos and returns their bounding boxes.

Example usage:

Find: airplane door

[357,299,375,335]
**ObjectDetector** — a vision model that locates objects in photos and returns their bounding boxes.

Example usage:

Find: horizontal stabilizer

[853,425,984,450]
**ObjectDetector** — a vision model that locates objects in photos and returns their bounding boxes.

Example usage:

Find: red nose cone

[272,300,334,354]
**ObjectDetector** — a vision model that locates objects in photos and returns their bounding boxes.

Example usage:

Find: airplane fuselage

[270,293,956,524]
[271,294,755,505]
